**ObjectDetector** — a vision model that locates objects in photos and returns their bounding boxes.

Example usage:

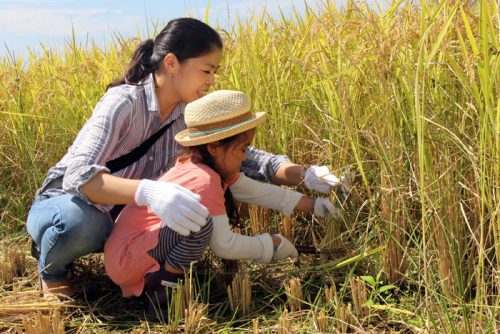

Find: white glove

[339,166,355,199]
[304,165,341,193]
[135,179,209,236]
[313,197,339,219]
[272,234,298,260]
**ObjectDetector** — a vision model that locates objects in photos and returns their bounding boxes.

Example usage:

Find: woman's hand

[271,163,350,195]
[303,165,341,193]
[135,179,209,236]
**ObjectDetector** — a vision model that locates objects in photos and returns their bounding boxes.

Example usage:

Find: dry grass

[0,242,27,286]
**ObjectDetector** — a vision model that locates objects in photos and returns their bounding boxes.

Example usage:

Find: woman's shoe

[39,277,75,299]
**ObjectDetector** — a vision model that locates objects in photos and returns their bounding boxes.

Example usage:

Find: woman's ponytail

[124,39,156,84]
[108,39,156,89]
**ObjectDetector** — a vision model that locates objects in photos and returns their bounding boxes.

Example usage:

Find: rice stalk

[16,310,64,334]
[281,215,293,241]
[312,309,331,333]
[324,283,339,308]
[350,277,368,318]
[184,302,208,334]
[227,270,252,316]
[277,309,292,334]
[0,242,27,285]
[379,159,408,284]
[334,302,354,333]
[319,217,342,250]
[252,318,259,333]
[249,205,269,235]
[284,278,303,312]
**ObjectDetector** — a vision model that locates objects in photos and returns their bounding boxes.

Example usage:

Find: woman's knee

[59,197,113,245]
[31,194,112,250]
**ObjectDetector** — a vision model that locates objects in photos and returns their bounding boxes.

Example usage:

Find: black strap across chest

[105,121,173,174]
[105,121,174,220]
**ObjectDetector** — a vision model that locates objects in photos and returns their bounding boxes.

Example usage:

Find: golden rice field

[0,0,498,332]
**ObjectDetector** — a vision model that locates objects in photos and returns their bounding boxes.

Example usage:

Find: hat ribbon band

[188,113,255,137]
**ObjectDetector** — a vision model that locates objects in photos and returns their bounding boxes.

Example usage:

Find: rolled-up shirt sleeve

[241,146,290,182]
[63,93,133,204]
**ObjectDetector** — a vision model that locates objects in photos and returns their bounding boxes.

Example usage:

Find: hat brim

[175,112,266,146]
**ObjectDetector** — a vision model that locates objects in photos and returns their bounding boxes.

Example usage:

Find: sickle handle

[295,245,318,254]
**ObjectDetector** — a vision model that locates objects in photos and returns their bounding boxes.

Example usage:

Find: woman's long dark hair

[108,18,222,89]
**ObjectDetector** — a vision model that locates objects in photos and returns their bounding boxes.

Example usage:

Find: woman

[27,18,342,298]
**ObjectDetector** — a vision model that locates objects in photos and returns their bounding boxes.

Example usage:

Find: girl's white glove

[304,165,341,193]
[314,197,339,219]
[272,234,298,260]
[135,179,209,236]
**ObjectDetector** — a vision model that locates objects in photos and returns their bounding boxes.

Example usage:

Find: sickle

[295,244,345,255]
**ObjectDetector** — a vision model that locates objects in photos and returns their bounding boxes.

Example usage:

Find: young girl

[104,90,338,321]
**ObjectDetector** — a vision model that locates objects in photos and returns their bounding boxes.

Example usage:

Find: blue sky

[0,0,323,58]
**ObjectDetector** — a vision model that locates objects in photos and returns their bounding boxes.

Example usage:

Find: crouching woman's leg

[145,216,214,322]
[27,194,114,297]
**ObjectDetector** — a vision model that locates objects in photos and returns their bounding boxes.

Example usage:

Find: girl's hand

[272,234,298,260]
[313,198,340,219]
[135,179,209,236]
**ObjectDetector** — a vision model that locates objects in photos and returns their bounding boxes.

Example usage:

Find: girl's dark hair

[108,18,223,89]
[188,130,255,228]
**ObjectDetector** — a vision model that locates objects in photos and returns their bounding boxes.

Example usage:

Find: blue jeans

[27,194,114,282]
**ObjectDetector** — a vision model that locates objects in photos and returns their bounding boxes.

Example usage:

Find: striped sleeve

[62,92,134,203]
[241,146,290,182]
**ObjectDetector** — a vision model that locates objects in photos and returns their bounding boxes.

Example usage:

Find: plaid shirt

[38,74,289,212]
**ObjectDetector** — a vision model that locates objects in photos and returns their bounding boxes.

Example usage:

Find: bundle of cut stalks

[249,205,268,235]
[350,277,368,318]
[284,278,303,312]
[313,309,331,333]
[184,301,208,334]
[16,310,64,334]
[318,217,347,262]
[251,318,259,333]
[324,283,339,307]
[0,243,27,285]
[335,303,354,333]
[277,309,291,334]
[227,270,251,316]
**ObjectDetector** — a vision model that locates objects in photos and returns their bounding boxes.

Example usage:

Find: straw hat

[175,90,266,146]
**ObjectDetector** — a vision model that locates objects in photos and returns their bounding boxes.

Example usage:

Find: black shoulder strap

[106,122,173,174]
